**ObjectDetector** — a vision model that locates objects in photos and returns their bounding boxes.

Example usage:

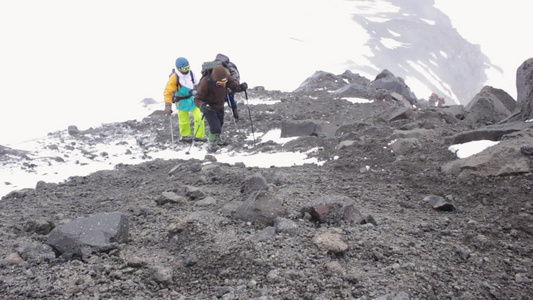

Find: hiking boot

[194,137,206,143]
[180,136,192,143]
[215,135,225,146]
[207,133,219,152]
[207,142,218,153]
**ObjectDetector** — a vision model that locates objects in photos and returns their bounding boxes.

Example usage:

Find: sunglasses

[178,65,190,73]
[216,78,228,87]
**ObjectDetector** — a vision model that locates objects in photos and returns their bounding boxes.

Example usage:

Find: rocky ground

[0,81,532,300]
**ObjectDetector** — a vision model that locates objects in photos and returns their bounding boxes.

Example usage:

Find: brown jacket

[194,65,242,111]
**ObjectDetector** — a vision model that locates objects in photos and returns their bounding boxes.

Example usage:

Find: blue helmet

[175,57,189,69]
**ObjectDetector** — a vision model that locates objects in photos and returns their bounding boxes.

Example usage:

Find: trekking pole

[185,113,205,155]
[169,114,175,149]
[244,89,255,146]
[227,94,237,127]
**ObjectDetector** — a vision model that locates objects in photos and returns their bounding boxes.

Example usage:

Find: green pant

[178,107,205,138]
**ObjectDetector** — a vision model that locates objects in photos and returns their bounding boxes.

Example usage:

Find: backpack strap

[170,69,180,89]
[171,68,194,88]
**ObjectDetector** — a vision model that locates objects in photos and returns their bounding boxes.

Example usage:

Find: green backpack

[200,60,229,79]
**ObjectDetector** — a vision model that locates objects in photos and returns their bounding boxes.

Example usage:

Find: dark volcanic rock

[301,195,363,224]
[369,69,418,104]
[464,86,516,125]
[504,57,533,122]
[0,67,532,299]
[46,212,129,256]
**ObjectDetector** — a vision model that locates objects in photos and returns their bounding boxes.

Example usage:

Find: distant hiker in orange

[437,96,445,107]
[428,93,438,107]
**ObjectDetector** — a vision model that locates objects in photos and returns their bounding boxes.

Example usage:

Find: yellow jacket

[164,72,180,104]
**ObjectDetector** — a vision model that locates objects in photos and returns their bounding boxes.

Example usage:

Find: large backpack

[200,60,228,80]
[213,53,240,82]
[226,61,240,82]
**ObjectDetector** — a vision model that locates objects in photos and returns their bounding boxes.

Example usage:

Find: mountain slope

[0,77,531,299]
[348,0,493,105]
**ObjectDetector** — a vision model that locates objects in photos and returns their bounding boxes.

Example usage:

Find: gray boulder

[67,125,80,136]
[281,120,320,137]
[301,195,363,224]
[241,172,269,195]
[332,84,379,99]
[296,69,378,99]
[464,86,515,125]
[47,212,129,255]
[235,190,287,226]
[17,241,56,263]
[390,138,420,155]
[294,71,346,93]
[377,105,416,123]
[338,69,371,86]
[280,119,338,138]
[442,130,533,178]
[369,69,418,104]
[390,128,437,140]
[423,195,456,211]
[503,57,533,122]
[449,121,533,145]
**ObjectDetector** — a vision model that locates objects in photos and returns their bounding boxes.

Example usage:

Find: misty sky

[0,0,531,146]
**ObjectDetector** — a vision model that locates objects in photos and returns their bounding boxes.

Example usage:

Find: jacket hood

[211,65,229,82]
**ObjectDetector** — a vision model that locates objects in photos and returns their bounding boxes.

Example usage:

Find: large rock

[313,229,348,253]
[16,241,56,263]
[241,173,269,195]
[332,84,379,99]
[0,145,31,161]
[464,86,515,125]
[294,71,346,93]
[235,190,287,226]
[301,195,363,224]
[281,120,320,137]
[369,69,418,104]
[442,130,533,178]
[440,105,466,121]
[67,125,80,136]
[449,121,533,144]
[390,138,420,155]
[47,212,129,255]
[377,105,416,123]
[280,120,338,138]
[504,57,533,122]
[390,128,437,140]
[390,92,414,108]
[297,70,378,99]
[338,70,371,86]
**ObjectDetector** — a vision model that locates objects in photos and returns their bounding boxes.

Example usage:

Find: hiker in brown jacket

[194,64,247,152]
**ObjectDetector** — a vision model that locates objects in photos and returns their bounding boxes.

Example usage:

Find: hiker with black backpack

[214,53,241,121]
[164,57,205,143]
[194,64,247,152]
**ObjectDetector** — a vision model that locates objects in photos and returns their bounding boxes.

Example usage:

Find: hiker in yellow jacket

[164,57,205,142]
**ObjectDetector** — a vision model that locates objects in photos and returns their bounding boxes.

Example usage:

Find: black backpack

[213,53,240,82]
